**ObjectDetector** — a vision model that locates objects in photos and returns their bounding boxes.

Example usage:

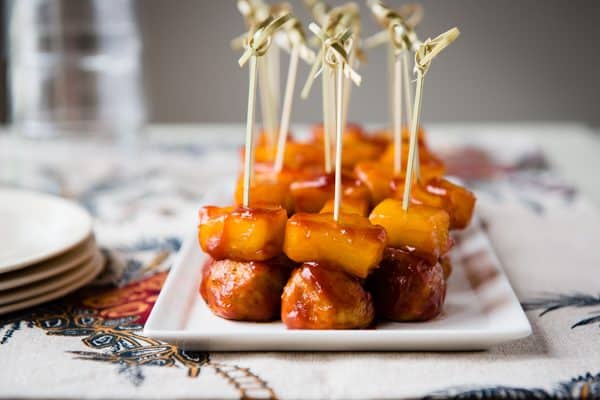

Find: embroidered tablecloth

[1,124,599,400]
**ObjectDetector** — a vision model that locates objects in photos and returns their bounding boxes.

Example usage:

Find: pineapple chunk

[391,180,446,209]
[424,178,476,230]
[354,161,397,205]
[320,197,369,217]
[311,123,387,167]
[234,171,294,214]
[283,212,387,278]
[247,136,324,170]
[369,199,451,261]
[198,205,287,261]
[290,172,371,213]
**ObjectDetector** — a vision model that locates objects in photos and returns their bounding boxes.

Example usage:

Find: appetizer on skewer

[199,14,293,322]
[281,22,385,329]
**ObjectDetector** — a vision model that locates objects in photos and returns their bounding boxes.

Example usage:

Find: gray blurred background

[136,1,600,127]
[2,1,599,127]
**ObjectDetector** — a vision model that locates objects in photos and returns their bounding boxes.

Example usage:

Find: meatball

[200,257,290,322]
[281,263,375,329]
[369,248,446,322]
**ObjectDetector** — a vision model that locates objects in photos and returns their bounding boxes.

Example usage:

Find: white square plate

[144,216,531,351]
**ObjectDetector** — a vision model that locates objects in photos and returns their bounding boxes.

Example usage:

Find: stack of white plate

[0,188,103,315]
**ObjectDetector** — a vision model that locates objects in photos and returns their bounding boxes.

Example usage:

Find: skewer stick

[269,44,281,119]
[301,47,323,98]
[274,45,300,173]
[387,44,395,130]
[402,49,419,178]
[258,58,275,142]
[322,61,333,173]
[402,49,414,130]
[238,13,293,206]
[243,56,259,207]
[341,51,355,131]
[401,27,460,211]
[333,64,344,222]
[393,53,403,176]
[401,68,424,211]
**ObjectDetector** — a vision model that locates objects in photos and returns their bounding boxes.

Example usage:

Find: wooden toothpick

[401,67,424,211]
[401,27,460,211]
[393,54,403,176]
[322,66,333,173]
[333,64,344,222]
[274,44,300,172]
[367,0,421,178]
[239,13,292,207]
[243,56,259,207]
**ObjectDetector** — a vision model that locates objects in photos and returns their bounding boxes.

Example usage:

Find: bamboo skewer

[238,13,292,207]
[401,27,460,211]
[258,57,276,142]
[322,59,333,173]
[401,68,424,211]
[243,56,259,207]
[301,19,361,222]
[333,64,344,222]
[274,45,300,173]
[393,54,403,176]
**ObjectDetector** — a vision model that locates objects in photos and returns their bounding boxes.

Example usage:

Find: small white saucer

[0,252,104,315]
[0,188,93,273]
[0,251,103,306]
[0,235,97,291]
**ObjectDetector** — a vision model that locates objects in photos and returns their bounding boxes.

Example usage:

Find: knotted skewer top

[301,20,361,98]
[367,0,419,53]
[238,13,293,67]
[413,27,460,75]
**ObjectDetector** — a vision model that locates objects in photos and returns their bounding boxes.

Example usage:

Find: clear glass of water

[7,0,146,141]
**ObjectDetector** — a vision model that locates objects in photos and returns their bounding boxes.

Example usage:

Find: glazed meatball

[369,248,446,322]
[200,257,290,321]
[281,263,375,329]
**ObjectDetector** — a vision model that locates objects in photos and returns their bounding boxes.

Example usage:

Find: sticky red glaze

[200,257,293,322]
[368,248,446,322]
[281,263,375,329]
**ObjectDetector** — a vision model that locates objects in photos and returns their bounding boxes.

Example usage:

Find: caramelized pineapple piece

[234,171,294,214]
[424,178,476,230]
[391,180,446,209]
[354,161,446,208]
[320,197,369,217]
[290,172,371,213]
[311,123,387,167]
[283,212,387,278]
[243,133,324,170]
[200,257,291,321]
[369,199,451,262]
[198,205,287,261]
[354,161,397,205]
[281,263,375,329]
[368,248,446,322]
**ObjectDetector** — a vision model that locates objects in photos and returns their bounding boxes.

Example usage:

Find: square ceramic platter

[145,212,532,351]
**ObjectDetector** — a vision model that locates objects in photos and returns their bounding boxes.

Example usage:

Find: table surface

[1,123,600,400]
